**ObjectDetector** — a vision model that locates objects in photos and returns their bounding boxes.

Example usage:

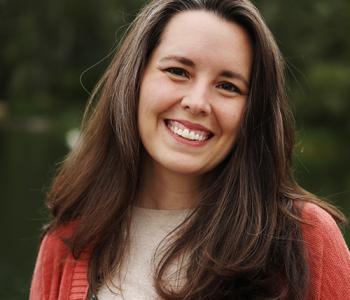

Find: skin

[137,10,253,209]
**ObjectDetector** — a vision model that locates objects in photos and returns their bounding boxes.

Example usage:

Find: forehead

[152,10,253,78]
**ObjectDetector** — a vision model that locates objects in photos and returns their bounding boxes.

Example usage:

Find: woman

[30,0,350,299]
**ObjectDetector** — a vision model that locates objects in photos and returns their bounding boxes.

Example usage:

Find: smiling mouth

[165,120,213,142]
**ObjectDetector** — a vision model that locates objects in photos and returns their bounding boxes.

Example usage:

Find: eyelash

[165,67,189,78]
[216,82,242,94]
[164,67,242,95]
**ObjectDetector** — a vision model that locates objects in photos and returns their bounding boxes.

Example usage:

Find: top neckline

[133,205,194,216]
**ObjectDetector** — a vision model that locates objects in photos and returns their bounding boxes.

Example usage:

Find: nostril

[182,99,211,116]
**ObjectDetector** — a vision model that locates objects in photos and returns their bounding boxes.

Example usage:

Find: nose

[180,82,212,115]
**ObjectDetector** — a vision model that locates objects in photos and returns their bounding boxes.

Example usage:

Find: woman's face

[138,10,252,176]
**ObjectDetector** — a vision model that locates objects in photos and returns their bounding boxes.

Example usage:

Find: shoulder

[30,222,79,300]
[298,201,350,299]
[299,201,349,261]
[40,222,78,260]
[300,201,338,227]
[45,221,77,246]
[299,201,348,251]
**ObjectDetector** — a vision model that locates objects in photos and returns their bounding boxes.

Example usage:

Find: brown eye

[165,67,189,78]
[217,82,241,94]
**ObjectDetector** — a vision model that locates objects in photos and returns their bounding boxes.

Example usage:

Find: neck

[136,156,202,210]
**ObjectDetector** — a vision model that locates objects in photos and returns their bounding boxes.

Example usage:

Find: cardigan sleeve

[301,202,350,300]
[29,225,76,300]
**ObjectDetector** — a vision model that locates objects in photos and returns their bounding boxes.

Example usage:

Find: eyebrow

[159,55,195,67]
[158,55,249,87]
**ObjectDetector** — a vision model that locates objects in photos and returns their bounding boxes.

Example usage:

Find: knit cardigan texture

[30,202,350,300]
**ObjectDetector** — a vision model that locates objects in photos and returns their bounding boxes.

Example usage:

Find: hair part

[46,1,347,299]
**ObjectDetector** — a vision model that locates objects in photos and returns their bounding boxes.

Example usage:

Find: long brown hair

[46,0,347,299]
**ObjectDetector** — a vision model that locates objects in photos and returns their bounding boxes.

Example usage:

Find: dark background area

[0,0,349,299]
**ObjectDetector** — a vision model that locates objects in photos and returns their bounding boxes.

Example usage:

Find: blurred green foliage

[1,0,349,210]
[1,0,140,117]
[256,0,350,206]
[1,0,350,208]
[1,0,350,127]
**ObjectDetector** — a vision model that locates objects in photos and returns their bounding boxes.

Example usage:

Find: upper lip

[166,119,213,134]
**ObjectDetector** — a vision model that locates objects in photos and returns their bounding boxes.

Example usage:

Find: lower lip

[164,121,211,147]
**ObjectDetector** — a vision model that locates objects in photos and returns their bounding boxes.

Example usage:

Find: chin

[160,159,210,176]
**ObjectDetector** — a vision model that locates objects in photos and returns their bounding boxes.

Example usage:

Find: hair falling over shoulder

[45,0,348,299]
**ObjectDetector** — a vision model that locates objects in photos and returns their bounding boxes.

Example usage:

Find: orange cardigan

[30,202,350,300]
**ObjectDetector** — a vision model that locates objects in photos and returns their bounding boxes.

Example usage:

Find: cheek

[215,101,246,137]
[140,79,181,116]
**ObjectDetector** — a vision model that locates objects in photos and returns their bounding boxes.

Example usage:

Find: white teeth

[167,122,209,141]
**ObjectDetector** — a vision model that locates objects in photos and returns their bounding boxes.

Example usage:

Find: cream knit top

[97,206,192,300]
